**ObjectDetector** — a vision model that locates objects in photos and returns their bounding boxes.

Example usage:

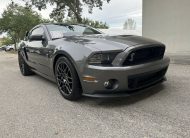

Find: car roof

[40,23,90,27]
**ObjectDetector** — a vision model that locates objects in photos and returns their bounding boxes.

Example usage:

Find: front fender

[51,50,79,74]
[18,45,28,63]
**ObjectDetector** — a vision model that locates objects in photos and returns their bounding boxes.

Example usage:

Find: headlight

[88,52,120,66]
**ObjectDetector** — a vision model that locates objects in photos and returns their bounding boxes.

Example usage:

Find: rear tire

[9,48,14,52]
[55,57,82,101]
[18,52,34,76]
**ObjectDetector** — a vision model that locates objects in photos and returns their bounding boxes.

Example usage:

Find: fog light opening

[104,79,118,90]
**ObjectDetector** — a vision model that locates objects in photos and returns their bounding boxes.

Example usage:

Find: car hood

[63,35,163,52]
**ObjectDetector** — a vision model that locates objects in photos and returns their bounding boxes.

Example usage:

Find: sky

[0,0,142,29]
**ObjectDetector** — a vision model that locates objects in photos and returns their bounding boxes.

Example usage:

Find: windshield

[46,24,102,39]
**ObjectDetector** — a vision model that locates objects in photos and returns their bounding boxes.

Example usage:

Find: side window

[30,27,44,36]
[24,31,29,41]
[83,27,101,35]
[27,27,46,43]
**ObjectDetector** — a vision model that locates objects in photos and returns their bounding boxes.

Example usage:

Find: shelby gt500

[18,24,170,100]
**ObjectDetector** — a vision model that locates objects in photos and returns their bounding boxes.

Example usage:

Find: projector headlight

[88,52,120,66]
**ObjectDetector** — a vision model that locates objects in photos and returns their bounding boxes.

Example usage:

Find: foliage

[0,37,14,46]
[64,17,109,29]
[0,2,43,49]
[24,0,110,23]
[0,1,110,48]
[123,18,137,30]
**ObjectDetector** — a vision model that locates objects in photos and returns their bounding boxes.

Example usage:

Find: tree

[123,18,137,30]
[0,2,43,50]
[24,0,110,23]
[64,17,109,29]
[1,37,14,46]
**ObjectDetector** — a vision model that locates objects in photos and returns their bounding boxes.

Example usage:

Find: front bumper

[81,56,170,97]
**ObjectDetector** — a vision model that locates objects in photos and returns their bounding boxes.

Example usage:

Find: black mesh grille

[128,67,168,90]
[123,46,165,66]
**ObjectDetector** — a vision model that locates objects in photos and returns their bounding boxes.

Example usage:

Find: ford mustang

[18,23,170,100]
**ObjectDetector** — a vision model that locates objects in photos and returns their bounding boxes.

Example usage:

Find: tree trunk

[8,33,17,51]
[13,39,17,51]
[14,43,17,51]
[75,13,82,23]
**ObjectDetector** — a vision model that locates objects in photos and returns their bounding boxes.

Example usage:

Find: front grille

[123,46,165,66]
[128,67,168,90]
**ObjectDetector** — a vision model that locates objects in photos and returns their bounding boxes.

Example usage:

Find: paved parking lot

[0,52,190,138]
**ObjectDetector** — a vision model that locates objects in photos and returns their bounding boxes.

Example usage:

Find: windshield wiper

[52,36,65,40]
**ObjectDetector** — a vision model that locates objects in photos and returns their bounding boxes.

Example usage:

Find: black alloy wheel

[57,62,73,95]
[55,57,82,100]
[18,52,33,76]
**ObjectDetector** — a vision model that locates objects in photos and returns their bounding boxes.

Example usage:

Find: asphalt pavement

[0,52,190,138]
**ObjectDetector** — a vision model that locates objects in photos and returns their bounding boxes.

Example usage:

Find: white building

[143,0,190,55]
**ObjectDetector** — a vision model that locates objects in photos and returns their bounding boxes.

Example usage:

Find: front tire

[18,52,33,76]
[55,57,82,101]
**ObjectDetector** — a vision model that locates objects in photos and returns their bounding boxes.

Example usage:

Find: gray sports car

[18,23,170,100]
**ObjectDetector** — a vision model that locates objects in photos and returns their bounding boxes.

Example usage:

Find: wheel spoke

[67,79,72,83]
[56,62,73,95]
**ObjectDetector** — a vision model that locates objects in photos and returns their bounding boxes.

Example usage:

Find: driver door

[26,26,51,76]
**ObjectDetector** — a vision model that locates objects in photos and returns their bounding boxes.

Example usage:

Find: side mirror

[29,35,45,41]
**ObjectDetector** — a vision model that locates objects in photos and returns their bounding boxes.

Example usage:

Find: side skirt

[31,69,56,83]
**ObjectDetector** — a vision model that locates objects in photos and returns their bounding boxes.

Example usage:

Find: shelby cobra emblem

[129,53,136,62]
